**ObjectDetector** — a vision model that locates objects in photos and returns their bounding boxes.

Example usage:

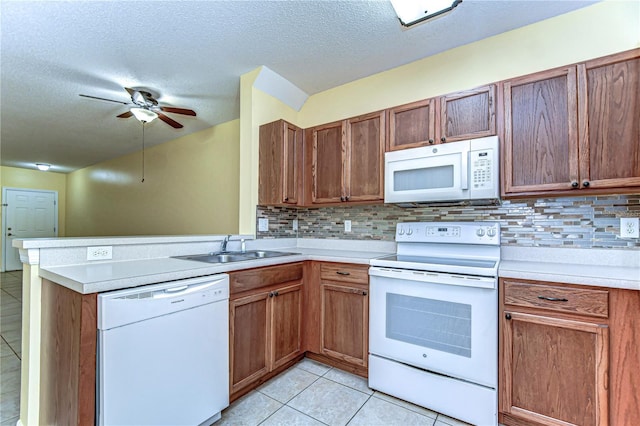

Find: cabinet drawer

[503,280,608,318]
[230,263,303,295]
[320,263,369,284]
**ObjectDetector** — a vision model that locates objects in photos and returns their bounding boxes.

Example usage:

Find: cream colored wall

[238,67,300,234]
[0,166,67,266]
[238,0,640,232]
[66,119,240,236]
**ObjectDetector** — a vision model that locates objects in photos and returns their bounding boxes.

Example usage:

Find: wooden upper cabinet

[258,120,302,206]
[440,85,496,143]
[308,111,385,205]
[503,48,640,197]
[388,85,496,150]
[503,66,579,194]
[311,121,345,203]
[345,112,385,202]
[388,98,436,150]
[577,49,640,189]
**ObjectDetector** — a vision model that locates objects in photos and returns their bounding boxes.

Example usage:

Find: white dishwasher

[97,274,229,426]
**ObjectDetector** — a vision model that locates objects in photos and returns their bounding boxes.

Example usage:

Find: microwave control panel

[470,149,494,189]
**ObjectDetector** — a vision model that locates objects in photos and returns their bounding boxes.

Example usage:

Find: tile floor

[1,270,22,426]
[216,358,471,426]
[0,270,471,426]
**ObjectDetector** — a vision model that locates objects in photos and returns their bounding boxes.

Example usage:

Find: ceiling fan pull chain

[141,123,145,183]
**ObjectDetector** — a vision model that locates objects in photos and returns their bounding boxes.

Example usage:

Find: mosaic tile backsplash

[256,195,640,249]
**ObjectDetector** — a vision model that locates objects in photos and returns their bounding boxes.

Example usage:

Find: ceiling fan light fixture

[130,107,158,123]
[36,163,51,171]
[390,0,462,27]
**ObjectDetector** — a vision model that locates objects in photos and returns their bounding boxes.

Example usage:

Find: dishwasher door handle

[152,278,226,299]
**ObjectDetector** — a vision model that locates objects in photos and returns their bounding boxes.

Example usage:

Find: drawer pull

[538,295,569,302]
[336,271,351,276]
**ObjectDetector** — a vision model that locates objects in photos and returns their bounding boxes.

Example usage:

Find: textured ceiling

[1,0,598,173]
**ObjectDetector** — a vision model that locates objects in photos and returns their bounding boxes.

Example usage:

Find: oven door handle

[368,266,496,290]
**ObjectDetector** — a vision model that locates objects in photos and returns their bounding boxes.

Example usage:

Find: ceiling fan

[79,87,196,129]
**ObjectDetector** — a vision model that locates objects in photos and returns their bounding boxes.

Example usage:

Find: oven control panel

[396,222,500,245]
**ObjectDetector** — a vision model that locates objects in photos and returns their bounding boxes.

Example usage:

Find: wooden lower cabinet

[500,278,640,426]
[229,264,303,399]
[319,263,369,369]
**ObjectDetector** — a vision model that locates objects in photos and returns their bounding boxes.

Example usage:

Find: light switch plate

[345,220,352,232]
[258,218,269,232]
[292,219,298,231]
[620,217,639,238]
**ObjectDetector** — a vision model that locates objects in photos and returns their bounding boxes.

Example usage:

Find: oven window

[386,293,471,358]
[393,165,454,191]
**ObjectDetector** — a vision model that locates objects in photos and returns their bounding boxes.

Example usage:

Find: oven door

[384,142,469,204]
[369,267,497,388]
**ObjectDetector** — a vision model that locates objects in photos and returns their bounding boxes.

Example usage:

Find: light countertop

[499,247,640,291]
[39,245,393,294]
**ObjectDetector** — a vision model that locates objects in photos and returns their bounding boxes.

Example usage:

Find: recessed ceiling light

[390,0,462,27]
[36,163,51,171]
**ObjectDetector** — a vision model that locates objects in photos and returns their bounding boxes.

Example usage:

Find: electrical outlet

[292,219,298,231]
[620,217,639,238]
[87,246,112,261]
[345,220,352,232]
[258,218,269,232]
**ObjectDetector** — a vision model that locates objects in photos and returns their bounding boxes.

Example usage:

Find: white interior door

[2,188,58,271]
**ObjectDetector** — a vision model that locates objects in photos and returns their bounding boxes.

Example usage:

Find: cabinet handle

[537,295,569,302]
[362,291,368,296]
[440,137,446,143]
[336,271,351,276]
[340,196,345,202]
[274,291,279,297]
[505,313,511,320]
[571,181,579,188]
[269,292,274,298]
[345,196,350,201]
[582,180,590,188]
[428,139,434,145]
[284,197,289,202]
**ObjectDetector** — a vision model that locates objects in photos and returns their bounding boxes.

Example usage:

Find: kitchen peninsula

[13,234,394,426]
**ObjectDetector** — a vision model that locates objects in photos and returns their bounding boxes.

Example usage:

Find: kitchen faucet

[220,235,231,252]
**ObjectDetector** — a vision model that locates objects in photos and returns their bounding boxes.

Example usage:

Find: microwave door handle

[461,151,469,190]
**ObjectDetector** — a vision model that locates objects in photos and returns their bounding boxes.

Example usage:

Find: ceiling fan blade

[160,106,196,116]
[157,112,183,129]
[117,111,133,119]
[79,94,129,105]
[124,87,136,97]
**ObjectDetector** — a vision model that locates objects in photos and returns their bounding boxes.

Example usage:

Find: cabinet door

[321,282,368,367]
[312,121,345,203]
[270,283,302,370]
[229,292,269,394]
[388,99,436,150]
[258,120,302,205]
[503,67,579,194]
[440,85,496,143]
[345,111,385,202]
[283,122,302,204]
[503,311,608,426]
[578,50,640,190]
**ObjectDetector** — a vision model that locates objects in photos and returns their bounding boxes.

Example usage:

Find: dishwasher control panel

[98,274,229,330]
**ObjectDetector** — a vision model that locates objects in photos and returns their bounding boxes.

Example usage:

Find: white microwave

[384,136,499,205]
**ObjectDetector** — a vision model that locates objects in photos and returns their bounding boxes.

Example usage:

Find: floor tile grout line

[0,329,21,359]
[343,392,374,426]
[369,392,438,420]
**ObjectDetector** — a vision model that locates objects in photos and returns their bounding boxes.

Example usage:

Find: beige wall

[0,166,67,266]
[238,0,640,232]
[66,119,240,236]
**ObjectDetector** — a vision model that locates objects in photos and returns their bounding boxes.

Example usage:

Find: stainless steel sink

[173,250,299,264]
